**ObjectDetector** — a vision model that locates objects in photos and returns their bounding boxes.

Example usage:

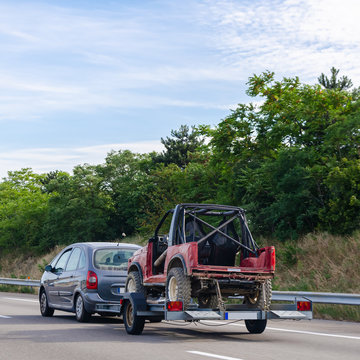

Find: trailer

[119,293,313,335]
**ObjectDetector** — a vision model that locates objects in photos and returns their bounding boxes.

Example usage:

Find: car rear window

[94,248,137,271]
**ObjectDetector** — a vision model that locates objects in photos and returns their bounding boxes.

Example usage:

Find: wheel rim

[167,276,178,301]
[76,296,83,318]
[248,290,260,304]
[126,302,134,327]
[127,278,136,293]
[40,292,47,313]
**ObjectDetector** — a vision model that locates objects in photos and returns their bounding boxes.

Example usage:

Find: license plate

[117,287,125,294]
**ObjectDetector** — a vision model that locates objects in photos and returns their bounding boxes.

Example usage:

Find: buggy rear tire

[244,279,272,310]
[166,267,191,310]
[124,299,145,335]
[198,294,218,309]
[245,319,267,334]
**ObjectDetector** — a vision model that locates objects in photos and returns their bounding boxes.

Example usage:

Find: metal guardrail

[272,291,360,306]
[0,277,40,287]
[0,278,359,306]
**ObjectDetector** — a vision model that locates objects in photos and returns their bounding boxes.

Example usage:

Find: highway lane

[0,292,359,360]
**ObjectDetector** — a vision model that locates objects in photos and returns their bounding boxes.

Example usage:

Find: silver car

[39,242,141,322]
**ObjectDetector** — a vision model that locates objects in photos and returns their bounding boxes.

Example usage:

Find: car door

[50,249,72,306]
[57,247,82,308]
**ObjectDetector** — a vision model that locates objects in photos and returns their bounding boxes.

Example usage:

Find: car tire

[124,298,145,335]
[198,294,218,309]
[166,267,191,310]
[125,271,146,296]
[75,294,91,322]
[40,290,54,317]
[245,319,267,334]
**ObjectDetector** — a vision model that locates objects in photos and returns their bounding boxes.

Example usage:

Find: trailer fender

[120,292,147,316]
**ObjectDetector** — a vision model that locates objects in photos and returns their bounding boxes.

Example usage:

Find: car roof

[71,242,141,249]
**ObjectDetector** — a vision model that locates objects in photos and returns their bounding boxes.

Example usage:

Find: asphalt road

[0,292,359,360]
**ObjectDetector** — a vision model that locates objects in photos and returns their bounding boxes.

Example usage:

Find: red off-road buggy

[126,204,275,311]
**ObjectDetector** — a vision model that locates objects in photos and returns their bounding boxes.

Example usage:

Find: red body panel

[128,242,275,284]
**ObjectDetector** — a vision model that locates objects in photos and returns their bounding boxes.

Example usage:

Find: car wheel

[124,298,145,335]
[125,271,146,296]
[75,294,91,322]
[245,319,267,334]
[166,267,191,310]
[198,294,218,309]
[40,290,54,317]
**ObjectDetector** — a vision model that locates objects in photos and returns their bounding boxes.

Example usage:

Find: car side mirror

[44,264,53,272]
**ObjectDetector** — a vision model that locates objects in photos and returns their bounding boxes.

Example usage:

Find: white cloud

[0,141,164,179]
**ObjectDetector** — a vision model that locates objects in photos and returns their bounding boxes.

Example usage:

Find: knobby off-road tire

[125,271,146,296]
[166,267,191,310]
[124,299,145,335]
[244,279,272,310]
[198,294,218,309]
[245,319,267,334]
[40,290,54,317]
[75,294,91,322]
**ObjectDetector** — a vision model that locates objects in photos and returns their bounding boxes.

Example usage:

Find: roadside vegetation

[0,68,359,320]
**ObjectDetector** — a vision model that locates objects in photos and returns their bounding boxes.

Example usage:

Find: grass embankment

[265,232,360,322]
[0,233,359,321]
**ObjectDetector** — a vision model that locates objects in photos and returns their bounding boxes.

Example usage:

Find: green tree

[318,67,353,90]
[0,169,50,252]
[152,125,204,168]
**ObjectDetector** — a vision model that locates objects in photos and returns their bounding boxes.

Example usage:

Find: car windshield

[94,248,137,271]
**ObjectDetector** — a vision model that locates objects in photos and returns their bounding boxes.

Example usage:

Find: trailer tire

[124,299,145,335]
[244,279,272,310]
[126,271,146,296]
[198,294,218,309]
[166,267,191,310]
[245,319,267,334]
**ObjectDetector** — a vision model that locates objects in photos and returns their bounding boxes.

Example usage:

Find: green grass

[0,284,36,294]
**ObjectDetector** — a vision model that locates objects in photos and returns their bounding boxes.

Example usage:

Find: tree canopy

[0,68,359,254]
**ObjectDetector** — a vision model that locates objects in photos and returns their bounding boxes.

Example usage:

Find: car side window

[65,248,81,272]
[78,249,86,269]
[54,249,72,273]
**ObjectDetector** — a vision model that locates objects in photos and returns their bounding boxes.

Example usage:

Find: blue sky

[1,0,360,177]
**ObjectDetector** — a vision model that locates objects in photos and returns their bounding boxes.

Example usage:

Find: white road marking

[187,351,243,360]
[3,297,38,303]
[203,321,360,340]
[0,315,11,318]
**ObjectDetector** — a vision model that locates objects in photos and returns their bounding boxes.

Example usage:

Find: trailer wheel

[244,279,272,310]
[198,294,218,309]
[245,319,267,334]
[123,299,145,335]
[166,267,191,309]
[126,271,146,296]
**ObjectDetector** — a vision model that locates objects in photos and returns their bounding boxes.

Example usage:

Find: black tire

[125,271,146,296]
[148,316,163,323]
[244,279,272,310]
[198,294,218,309]
[166,267,191,310]
[75,294,91,322]
[124,299,145,335]
[40,290,54,317]
[245,319,267,334]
